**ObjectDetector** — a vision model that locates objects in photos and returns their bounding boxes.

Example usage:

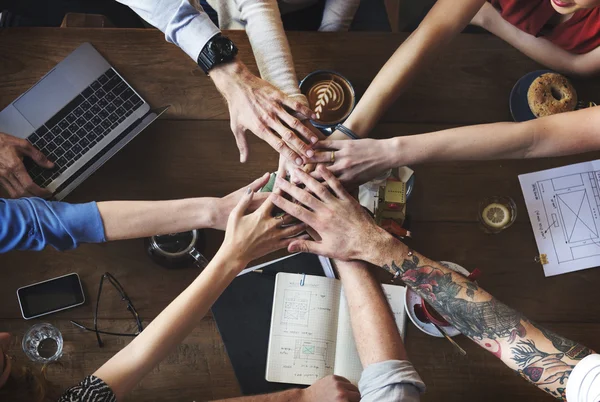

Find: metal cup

[145,230,208,269]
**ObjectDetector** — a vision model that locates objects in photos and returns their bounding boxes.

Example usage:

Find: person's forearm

[319,0,360,32]
[94,250,242,399]
[117,0,220,61]
[363,236,594,400]
[97,197,220,241]
[335,260,407,365]
[384,107,600,166]
[482,9,597,76]
[343,0,486,137]
[237,0,308,104]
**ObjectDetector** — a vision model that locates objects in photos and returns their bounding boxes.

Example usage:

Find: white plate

[404,261,470,338]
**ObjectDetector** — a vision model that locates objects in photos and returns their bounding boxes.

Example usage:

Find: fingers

[12,168,51,198]
[276,160,287,183]
[280,222,307,238]
[270,117,316,159]
[248,172,271,192]
[287,238,325,255]
[232,127,250,163]
[313,139,343,150]
[306,151,335,164]
[276,111,319,147]
[232,188,254,219]
[18,141,54,168]
[317,165,349,200]
[270,191,316,226]
[289,168,335,202]
[279,213,298,226]
[275,176,323,211]
[261,130,304,166]
[279,96,316,121]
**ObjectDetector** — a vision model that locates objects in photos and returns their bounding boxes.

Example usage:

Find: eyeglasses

[71,272,144,348]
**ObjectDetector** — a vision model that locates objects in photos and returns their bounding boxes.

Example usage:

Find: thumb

[234,129,249,163]
[232,187,254,219]
[21,144,54,168]
[288,239,324,255]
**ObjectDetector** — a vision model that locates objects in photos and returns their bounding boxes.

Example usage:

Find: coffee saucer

[404,261,468,338]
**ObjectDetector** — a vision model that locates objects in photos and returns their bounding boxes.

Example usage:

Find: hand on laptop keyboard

[0,132,54,198]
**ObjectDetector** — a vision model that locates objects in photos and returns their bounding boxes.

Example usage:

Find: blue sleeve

[0,198,106,253]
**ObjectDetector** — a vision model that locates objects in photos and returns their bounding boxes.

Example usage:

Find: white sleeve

[235,0,308,105]
[319,0,360,32]
[117,0,220,61]
[566,354,600,402]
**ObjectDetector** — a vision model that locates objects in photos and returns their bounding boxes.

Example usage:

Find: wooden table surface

[1,27,600,402]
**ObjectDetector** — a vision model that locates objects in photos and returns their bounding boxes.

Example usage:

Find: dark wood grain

[2,28,599,124]
[0,28,598,402]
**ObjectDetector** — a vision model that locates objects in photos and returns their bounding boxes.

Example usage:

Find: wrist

[361,226,406,267]
[199,198,223,230]
[385,137,407,167]
[209,59,248,98]
[211,245,248,275]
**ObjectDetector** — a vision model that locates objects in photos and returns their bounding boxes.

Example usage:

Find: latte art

[300,71,355,126]
[308,80,346,121]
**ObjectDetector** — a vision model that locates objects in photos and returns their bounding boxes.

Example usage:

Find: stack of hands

[218,164,389,274]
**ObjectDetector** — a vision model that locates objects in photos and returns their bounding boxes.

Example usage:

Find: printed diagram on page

[520,161,600,276]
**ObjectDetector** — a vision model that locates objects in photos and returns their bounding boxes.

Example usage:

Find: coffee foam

[308,80,346,121]
[301,73,354,125]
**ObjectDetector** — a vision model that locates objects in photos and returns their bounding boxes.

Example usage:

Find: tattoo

[386,251,593,401]
[391,254,525,341]
[530,321,594,360]
[512,340,572,389]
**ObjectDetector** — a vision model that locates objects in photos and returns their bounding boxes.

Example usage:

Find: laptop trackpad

[14,68,77,129]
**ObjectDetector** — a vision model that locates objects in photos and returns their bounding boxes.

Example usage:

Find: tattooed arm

[270,166,595,402]
[372,243,594,400]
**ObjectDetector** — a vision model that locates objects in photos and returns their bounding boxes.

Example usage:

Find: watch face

[211,37,234,57]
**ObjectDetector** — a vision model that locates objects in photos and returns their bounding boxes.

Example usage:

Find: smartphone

[17,273,85,320]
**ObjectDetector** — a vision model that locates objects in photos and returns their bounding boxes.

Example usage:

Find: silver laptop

[0,42,167,200]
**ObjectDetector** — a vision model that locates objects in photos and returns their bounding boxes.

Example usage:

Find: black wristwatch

[197,34,238,74]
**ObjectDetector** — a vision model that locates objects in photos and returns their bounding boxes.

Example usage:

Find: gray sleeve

[358,360,426,402]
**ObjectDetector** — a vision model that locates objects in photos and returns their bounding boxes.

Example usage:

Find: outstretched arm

[89,190,307,400]
[309,106,600,187]
[0,175,270,252]
[472,2,600,77]
[270,166,596,401]
[370,241,594,401]
[338,0,486,138]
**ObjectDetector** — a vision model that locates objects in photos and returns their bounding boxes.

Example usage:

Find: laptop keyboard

[25,68,144,187]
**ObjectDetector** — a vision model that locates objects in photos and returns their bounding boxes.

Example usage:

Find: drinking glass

[22,323,63,363]
[478,196,517,234]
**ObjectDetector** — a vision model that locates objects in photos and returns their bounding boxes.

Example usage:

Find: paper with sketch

[265,273,406,385]
[519,160,600,276]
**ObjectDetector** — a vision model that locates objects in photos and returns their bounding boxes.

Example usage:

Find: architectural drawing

[519,161,600,276]
[537,172,600,263]
[281,289,311,326]
[294,339,329,362]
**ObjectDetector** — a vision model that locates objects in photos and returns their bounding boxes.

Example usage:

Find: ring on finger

[331,151,335,163]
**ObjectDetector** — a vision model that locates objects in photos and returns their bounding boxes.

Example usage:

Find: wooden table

[1,27,600,401]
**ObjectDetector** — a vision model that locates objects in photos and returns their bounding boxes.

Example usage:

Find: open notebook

[265,273,406,385]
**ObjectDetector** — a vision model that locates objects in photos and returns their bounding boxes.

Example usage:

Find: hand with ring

[307,138,397,188]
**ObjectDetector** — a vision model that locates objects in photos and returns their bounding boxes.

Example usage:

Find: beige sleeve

[320,0,360,32]
[235,0,308,106]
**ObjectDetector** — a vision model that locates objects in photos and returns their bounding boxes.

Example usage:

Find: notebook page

[265,273,341,385]
[333,284,407,384]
